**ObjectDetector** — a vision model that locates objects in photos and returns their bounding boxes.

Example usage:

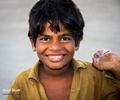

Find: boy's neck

[39,63,73,100]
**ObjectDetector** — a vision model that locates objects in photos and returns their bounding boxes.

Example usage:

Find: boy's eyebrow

[38,33,72,37]
[38,34,51,37]
[61,33,72,36]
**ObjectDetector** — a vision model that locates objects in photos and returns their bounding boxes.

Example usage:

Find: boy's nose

[49,40,62,51]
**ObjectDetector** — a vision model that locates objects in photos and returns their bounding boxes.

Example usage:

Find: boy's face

[30,23,79,73]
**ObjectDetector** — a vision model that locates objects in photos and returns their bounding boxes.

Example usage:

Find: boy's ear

[29,37,36,52]
[75,43,80,51]
[75,46,79,51]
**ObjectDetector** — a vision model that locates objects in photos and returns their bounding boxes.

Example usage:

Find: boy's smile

[30,22,78,74]
[47,55,64,62]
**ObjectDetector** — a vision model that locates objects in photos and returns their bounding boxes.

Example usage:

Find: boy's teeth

[48,55,63,61]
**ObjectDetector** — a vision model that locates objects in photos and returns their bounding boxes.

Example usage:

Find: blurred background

[0,0,120,99]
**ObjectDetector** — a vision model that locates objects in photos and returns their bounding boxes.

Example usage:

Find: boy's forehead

[44,22,70,33]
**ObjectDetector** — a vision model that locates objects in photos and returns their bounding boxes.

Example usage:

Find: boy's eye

[61,36,72,42]
[38,36,50,42]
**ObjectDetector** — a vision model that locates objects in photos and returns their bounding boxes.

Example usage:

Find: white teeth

[48,55,63,62]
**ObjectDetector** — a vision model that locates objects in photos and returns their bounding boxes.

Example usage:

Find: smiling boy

[7,0,120,100]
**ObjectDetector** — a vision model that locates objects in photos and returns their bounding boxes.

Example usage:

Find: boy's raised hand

[92,50,120,80]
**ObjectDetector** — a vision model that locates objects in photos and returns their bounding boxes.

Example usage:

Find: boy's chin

[43,64,70,75]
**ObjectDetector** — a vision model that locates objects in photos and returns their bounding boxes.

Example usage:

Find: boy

[7,0,120,100]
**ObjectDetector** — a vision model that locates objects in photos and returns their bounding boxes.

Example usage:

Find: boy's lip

[46,54,65,62]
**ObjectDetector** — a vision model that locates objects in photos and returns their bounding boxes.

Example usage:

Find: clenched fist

[92,50,120,80]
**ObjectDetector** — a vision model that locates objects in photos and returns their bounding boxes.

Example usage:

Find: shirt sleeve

[101,71,120,100]
[7,77,21,100]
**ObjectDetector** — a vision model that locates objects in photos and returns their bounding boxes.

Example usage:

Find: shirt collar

[28,61,41,82]
[28,59,88,81]
[71,58,88,71]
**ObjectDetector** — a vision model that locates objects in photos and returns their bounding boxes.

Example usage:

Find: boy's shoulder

[14,67,32,82]
[73,59,95,70]
[18,68,31,77]
[75,59,119,81]
[73,59,104,77]
[14,62,39,83]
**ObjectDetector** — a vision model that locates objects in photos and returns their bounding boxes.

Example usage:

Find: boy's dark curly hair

[28,0,85,46]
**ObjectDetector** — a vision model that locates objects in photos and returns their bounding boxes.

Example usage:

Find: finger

[93,49,111,62]
[92,57,99,67]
